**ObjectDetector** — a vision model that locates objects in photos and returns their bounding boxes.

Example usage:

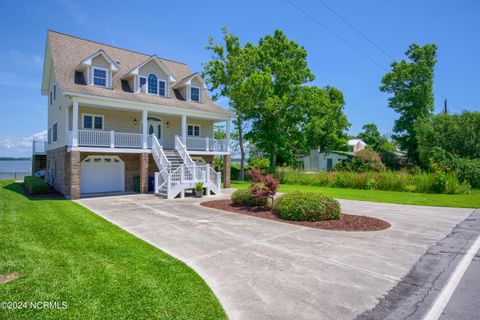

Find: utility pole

[444,99,448,114]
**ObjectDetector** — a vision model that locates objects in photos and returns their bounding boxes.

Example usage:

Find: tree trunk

[269,143,277,173]
[237,118,246,181]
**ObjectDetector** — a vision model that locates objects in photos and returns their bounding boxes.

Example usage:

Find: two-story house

[41,31,233,199]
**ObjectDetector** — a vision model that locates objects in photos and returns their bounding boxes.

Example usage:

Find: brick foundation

[223,154,231,188]
[46,146,67,195]
[140,153,149,193]
[69,151,80,199]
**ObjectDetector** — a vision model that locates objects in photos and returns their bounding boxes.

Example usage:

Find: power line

[286,0,461,111]
[315,0,396,61]
[285,0,388,72]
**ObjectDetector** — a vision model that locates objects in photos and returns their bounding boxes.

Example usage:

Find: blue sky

[0,0,479,157]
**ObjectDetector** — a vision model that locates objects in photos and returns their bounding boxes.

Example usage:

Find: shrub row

[275,168,471,194]
[23,176,49,195]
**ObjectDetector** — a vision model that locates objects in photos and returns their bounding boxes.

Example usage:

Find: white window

[48,128,52,144]
[158,80,166,96]
[53,122,58,142]
[92,67,107,87]
[147,74,158,94]
[139,76,146,93]
[190,86,200,102]
[187,124,200,137]
[82,114,104,130]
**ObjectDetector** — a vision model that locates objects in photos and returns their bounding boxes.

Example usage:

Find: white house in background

[40,30,233,199]
[348,139,367,153]
[299,149,354,172]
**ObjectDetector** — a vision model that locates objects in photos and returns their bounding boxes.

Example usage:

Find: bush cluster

[335,150,386,172]
[273,192,340,221]
[231,188,268,207]
[275,167,470,194]
[23,176,49,195]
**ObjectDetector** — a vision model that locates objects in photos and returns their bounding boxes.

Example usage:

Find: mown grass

[0,180,226,320]
[231,181,480,208]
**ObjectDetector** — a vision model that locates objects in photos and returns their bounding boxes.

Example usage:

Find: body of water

[0,160,31,173]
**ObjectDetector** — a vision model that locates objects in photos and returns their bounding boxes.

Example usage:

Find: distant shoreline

[0,157,31,161]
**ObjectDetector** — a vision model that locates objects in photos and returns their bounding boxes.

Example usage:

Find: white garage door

[80,156,125,194]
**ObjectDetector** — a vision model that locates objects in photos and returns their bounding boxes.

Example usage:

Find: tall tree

[203,28,257,180]
[357,123,395,153]
[244,30,314,171]
[298,86,350,152]
[380,43,437,163]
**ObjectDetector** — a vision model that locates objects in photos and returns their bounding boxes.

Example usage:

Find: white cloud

[0,130,47,156]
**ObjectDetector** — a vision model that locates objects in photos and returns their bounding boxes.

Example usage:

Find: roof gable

[124,56,176,82]
[76,50,119,72]
[173,73,206,90]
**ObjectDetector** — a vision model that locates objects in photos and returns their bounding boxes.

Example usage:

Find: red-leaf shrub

[248,168,279,204]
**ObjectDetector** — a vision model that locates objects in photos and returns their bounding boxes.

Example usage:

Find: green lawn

[231,181,480,208]
[0,180,226,320]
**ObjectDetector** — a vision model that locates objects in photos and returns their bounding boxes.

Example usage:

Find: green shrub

[24,179,49,195]
[452,158,480,188]
[273,192,340,221]
[231,188,268,207]
[335,150,386,172]
[24,176,43,183]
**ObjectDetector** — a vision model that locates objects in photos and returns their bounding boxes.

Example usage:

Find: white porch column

[226,119,231,152]
[142,110,148,149]
[72,99,79,147]
[181,114,187,146]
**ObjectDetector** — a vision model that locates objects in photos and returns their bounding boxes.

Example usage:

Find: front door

[147,118,163,145]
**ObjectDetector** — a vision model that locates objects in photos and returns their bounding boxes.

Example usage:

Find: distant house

[348,139,367,153]
[298,149,354,172]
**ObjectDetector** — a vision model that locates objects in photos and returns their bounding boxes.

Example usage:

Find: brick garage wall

[79,153,141,192]
[46,146,67,195]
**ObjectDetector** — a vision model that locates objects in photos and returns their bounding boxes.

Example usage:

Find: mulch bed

[200,199,391,232]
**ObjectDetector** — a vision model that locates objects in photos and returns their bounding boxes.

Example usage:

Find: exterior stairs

[151,135,221,199]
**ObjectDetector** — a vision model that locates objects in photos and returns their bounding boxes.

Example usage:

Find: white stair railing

[153,135,222,199]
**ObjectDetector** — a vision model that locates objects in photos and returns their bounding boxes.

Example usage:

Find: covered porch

[66,98,231,154]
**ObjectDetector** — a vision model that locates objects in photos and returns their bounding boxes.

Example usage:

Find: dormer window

[147,74,158,94]
[139,76,146,92]
[158,80,166,97]
[93,67,107,87]
[190,86,200,102]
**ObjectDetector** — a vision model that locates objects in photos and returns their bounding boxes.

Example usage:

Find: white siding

[47,68,72,150]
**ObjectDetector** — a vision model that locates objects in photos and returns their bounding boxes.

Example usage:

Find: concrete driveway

[77,191,475,320]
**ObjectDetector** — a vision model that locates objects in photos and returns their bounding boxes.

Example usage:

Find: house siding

[47,68,72,150]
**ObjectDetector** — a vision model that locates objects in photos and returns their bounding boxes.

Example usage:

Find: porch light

[133,118,138,125]
[166,121,170,128]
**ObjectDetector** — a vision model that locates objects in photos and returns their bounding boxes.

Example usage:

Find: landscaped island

[202,169,390,231]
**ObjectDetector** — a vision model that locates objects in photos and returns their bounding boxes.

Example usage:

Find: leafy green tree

[416,111,480,164]
[244,30,315,171]
[357,123,396,153]
[296,86,350,151]
[203,28,258,180]
[380,43,437,163]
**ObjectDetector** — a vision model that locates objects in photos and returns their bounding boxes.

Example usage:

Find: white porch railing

[68,130,228,153]
[69,130,144,149]
[185,137,228,152]
[150,135,221,199]
[32,140,47,155]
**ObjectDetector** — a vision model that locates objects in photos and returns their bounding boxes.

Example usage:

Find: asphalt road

[357,208,480,320]
[439,249,480,320]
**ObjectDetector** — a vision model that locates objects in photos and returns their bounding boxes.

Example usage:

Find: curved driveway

[77,191,474,320]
